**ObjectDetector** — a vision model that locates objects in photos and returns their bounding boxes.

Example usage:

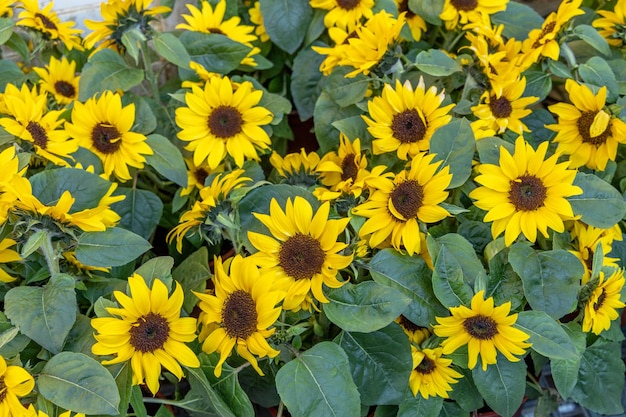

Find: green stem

[140,41,162,106]
[41,233,60,276]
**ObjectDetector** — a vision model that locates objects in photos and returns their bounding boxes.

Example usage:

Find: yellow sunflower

[363,78,455,159]
[176,0,261,67]
[593,0,626,48]
[396,315,431,345]
[248,196,353,312]
[0,83,78,167]
[270,148,321,187]
[0,238,21,283]
[92,274,200,395]
[32,56,79,106]
[470,76,538,135]
[249,2,270,42]
[0,147,26,225]
[352,152,452,256]
[181,61,223,89]
[195,254,283,377]
[0,355,34,417]
[176,76,273,170]
[180,157,224,197]
[547,79,626,171]
[394,0,427,41]
[568,221,621,284]
[65,90,153,182]
[0,0,12,17]
[309,0,375,31]
[469,136,582,247]
[439,0,508,30]
[409,346,462,399]
[311,25,353,76]
[582,269,626,335]
[16,0,84,50]
[433,290,531,371]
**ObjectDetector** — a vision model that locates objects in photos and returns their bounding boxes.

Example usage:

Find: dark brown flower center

[391,109,426,144]
[35,12,57,30]
[489,95,512,118]
[396,0,416,18]
[208,106,243,139]
[340,153,359,182]
[0,378,6,402]
[222,289,258,339]
[91,123,122,154]
[577,111,611,146]
[54,81,76,99]
[279,233,325,280]
[399,315,421,332]
[337,0,361,10]
[463,315,498,340]
[532,21,557,48]
[450,0,478,11]
[208,28,224,35]
[509,175,547,211]
[129,312,170,353]
[390,180,424,220]
[26,121,48,148]
[415,355,436,374]
[594,288,607,311]
[193,168,209,186]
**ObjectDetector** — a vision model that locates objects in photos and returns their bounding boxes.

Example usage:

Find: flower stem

[41,232,60,276]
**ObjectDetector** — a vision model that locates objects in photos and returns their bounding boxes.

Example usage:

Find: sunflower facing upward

[32,56,80,106]
[582,269,626,335]
[0,355,35,417]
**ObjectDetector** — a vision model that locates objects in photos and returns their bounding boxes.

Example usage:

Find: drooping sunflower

[439,0,508,30]
[195,254,283,377]
[65,90,153,182]
[248,196,353,312]
[0,355,35,417]
[249,2,270,42]
[352,152,452,256]
[433,290,531,371]
[568,221,622,284]
[180,157,224,197]
[32,56,80,106]
[84,0,170,53]
[394,0,427,41]
[582,269,626,335]
[469,136,582,247]
[547,79,626,172]
[0,83,78,167]
[311,25,353,76]
[409,346,463,399]
[0,238,21,283]
[176,76,273,170]
[270,148,321,187]
[16,0,84,50]
[396,315,431,345]
[593,0,626,48]
[309,0,375,31]
[363,78,455,159]
[91,274,200,395]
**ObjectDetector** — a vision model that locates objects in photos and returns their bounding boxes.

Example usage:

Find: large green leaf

[408,0,443,25]
[260,0,312,54]
[324,281,411,333]
[429,233,486,286]
[397,395,443,417]
[551,324,586,400]
[5,274,76,354]
[111,188,163,240]
[79,49,144,100]
[431,245,474,309]
[75,227,152,268]
[172,247,211,314]
[476,136,514,165]
[430,118,475,188]
[184,366,237,417]
[276,342,360,417]
[523,71,552,102]
[484,248,525,311]
[291,46,325,121]
[514,311,578,360]
[472,356,526,417]
[199,353,255,417]
[578,56,619,103]
[415,49,462,76]
[323,67,370,107]
[569,172,626,228]
[335,323,412,405]
[38,352,120,415]
[573,25,611,57]
[314,92,362,153]
[181,32,251,74]
[0,17,14,45]
[491,1,543,41]
[145,134,187,188]
[153,32,191,68]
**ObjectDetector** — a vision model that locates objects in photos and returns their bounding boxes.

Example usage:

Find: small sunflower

[249,2,270,42]
[195,254,283,377]
[409,346,463,399]
[0,147,26,225]
[16,0,84,50]
[433,290,531,371]
[32,56,80,106]
[352,152,452,256]
[309,0,375,31]
[582,269,626,335]
[593,0,626,48]
[394,0,427,41]
[0,355,35,417]
[91,274,200,395]
[65,90,153,182]
[469,136,582,247]
[311,25,353,76]
[363,78,455,159]
[270,148,321,187]
[180,157,224,197]
[396,315,431,345]
[181,61,222,89]
[568,221,621,284]
[248,196,353,312]
[439,0,508,30]
[0,238,21,283]
[547,79,626,171]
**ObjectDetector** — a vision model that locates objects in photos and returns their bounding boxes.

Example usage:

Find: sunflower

[439,0,508,30]
[311,25,354,76]
[0,238,20,283]
[248,196,353,312]
[0,355,34,417]
[0,0,12,17]
[593,0,626,48]
[470,76,538,135]
[84,0,170,53]
[249,2,270,42]
[547,80,626,171]
[0,83,78,167]
[396,315,431,345]
[16,0,84,50]
[176,0,261,67]
[394,0,427,41]
[65,90,153,182]
[91,274,200,395]
[582,269,626,335]
[363,78,455,159]
[32,56,79,106]
[469,136,582,247]
[270,148,321,187]
[309,0,375,31]
[176,76,273,170]
[465,30,523,82]
[352,152,452,256]
[0,147,26,225]
[433,290,531,370]
[180,157,224,197]
[195,254,283,377]
[409,346,462,399]
[568,221,621,284]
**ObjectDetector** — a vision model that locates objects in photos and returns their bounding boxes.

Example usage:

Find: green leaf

[332,116,369,144]
[130,385,148,417]
[0,17,14,45]
[291,46,325,121]
[325,281,411,333]
[476,136,514,165]
[578,56,619,103]
[5,274,76,354]
[79,49,144,100]
[491,1,543,41]
[608,59,626,95]
[515,311,578,360]
[121,27,145,65]
[133,257,174,287]
[276,342,360,417]
[335,323,412,406]
[430,234,486,288]
[38,352,120,415]
[260,0,312,54]
[75,227,151,268]
[484,249,525,311]
[551,324,586,399]
[182,32,251,74]
[415,49,462,77]
[184,366,237,417]
[430,118,475,188]
[472,356,526,417]
[408,0,443,25]
[145,134,187,187]
[199,353,255,417]
[431,245,474,308]
[323,67,369,107]
[508,244,581,319]
[130,95,157,135]
[523,71,551,102]
[449,368,484,412]
[368,249,447,327]
[111,187,163,240]
[172,247,211,314]
[569,172,626,229]
[573,25,611,57]
[397,395,443,417]
[21,230,48,258]
[153,32,191,68]
[110,362,133,417]
[313,92,362,153]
